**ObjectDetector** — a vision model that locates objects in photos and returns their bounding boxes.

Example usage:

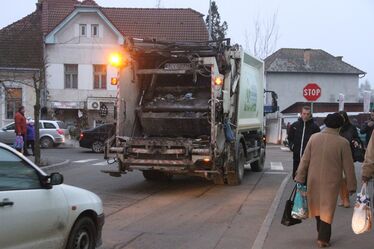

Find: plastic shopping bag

[291,183,308,219]
[352,183,372,234]
[13,135,24,150]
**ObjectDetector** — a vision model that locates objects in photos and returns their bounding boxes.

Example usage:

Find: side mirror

[50,172,64,185]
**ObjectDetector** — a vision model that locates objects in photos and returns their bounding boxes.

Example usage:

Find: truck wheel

[226,145,245,185]
[142,170,173,181]
[251,148,265,172]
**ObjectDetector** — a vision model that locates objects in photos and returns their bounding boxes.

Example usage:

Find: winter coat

[360,120,374,146]
[287,118,320,161]
[295,128,357,224]
[26,124,35,141]
[14,111,26,135]
[362,131,374,178]
[339,123,362,158]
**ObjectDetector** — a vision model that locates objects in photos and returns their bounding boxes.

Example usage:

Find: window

[43,122,56,129]
[93,65,107,89]
[5,88,22,119]
[79,24,87,37]
[64,64,78,89]
[91,24,99,37]
[0,148,41,191]
[5,123,15,131]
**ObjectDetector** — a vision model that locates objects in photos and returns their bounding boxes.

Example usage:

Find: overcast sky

[1,0,373,85]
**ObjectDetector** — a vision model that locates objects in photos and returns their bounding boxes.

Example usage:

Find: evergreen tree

[205,1,228,41]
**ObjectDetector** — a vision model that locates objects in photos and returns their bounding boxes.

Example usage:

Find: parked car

[0,120,69,148]
[79,124,115,153]
[0,142,104,249]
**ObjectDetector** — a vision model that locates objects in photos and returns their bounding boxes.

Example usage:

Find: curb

[42,159,71,171]
[251,172,291,249]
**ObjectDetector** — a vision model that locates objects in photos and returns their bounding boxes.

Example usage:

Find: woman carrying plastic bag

[292,183,308,219]
[295,113,357,248]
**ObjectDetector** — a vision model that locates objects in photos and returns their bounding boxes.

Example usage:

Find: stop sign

[303,83,321,101]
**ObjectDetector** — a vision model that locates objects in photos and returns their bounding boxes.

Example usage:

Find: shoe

[317,240,330,248]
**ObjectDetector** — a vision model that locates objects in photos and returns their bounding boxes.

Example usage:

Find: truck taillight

[214,75,224,86]
[57,129,64,135]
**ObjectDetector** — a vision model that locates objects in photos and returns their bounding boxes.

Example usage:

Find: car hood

[59,184,103,215]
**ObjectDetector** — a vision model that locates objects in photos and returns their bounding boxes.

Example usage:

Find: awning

[50,101,85,109]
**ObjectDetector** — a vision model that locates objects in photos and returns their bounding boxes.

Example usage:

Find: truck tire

[226,145,245,185]
[142,170,173,181]
[251,148,265,172]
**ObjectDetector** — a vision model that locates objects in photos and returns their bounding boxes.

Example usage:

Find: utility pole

[208,0,212,39]
[156,0,161,8]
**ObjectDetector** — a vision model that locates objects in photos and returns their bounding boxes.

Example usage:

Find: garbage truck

[103,38,278,185]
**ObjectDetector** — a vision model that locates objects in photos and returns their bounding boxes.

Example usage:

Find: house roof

[281,102,364,114]
[40,0,208,42]
[0,10,43,68]
[0,0,208,69]
[101,8,208,42]
[265,48,365,75]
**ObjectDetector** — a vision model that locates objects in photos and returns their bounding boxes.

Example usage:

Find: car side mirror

[50,172,64,185]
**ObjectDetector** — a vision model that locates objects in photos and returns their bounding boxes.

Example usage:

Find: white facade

[45,10,123,127]
[266,73,360,113]
[0,72,36,127]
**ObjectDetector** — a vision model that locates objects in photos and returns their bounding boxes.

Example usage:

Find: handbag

[352,183,372,234]
[13,135,24,150]
[281,185,302,226]
[292,183,309,219]
[352,140,365,163]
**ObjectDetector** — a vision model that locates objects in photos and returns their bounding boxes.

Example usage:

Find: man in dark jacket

[360,111,374,147]
[288,106,320,178]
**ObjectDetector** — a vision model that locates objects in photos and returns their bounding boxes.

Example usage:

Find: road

[43,145,293,249]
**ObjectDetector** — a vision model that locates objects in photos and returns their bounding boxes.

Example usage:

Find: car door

[0,123,16,144]
[0,147,69,249]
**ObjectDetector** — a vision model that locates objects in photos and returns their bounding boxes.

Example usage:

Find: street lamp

[109,53,123,68]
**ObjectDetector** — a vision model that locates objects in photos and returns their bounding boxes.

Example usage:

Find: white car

[0,142,104,249]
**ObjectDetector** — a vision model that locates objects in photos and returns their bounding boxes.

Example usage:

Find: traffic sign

[303,83,321,101]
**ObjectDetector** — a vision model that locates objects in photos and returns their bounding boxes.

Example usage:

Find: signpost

[303,83,321,113]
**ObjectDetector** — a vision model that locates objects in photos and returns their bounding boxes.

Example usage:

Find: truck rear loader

[104,38,277,185]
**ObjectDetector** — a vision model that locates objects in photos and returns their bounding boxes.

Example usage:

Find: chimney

[336,56,343,61]
[304,49,311,66]
[36,0,43,10]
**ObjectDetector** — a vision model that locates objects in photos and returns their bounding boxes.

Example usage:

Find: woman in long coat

[338,111,361,207]
[295,113,357,248]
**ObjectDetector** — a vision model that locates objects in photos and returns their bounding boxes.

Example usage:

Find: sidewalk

[262,166,374,249]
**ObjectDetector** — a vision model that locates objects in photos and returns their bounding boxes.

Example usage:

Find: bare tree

[245,11,280,60]
[0,64,46,165]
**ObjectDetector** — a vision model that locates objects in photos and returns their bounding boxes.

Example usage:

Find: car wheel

[66,216,96,249]
[40,137,53,148]
[91,141,104,153]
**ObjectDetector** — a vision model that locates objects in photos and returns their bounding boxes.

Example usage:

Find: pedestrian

[295,113,357,248]
[287,106,320,178]
[362,131,374,183]
[26,119,35,156]
[14,106,29,156]
[338,111,362,208]
[360,110,374,147]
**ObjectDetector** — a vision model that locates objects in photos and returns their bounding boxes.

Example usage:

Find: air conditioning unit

[87,100,100,110]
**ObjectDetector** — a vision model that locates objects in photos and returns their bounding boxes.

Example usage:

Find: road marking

[92,161,108,166]
[264,171,289,175]
[73,159,98,163]
[270,162,284,171]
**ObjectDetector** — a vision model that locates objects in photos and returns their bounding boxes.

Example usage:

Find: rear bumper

[96,213,105,247]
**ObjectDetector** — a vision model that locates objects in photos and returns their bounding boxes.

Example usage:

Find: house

[0,0,209,128]
[264,48,366,144]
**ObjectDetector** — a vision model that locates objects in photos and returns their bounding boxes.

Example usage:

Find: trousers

[315,216,331,242]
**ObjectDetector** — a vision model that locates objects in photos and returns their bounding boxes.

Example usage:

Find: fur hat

[324,113,344,128]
